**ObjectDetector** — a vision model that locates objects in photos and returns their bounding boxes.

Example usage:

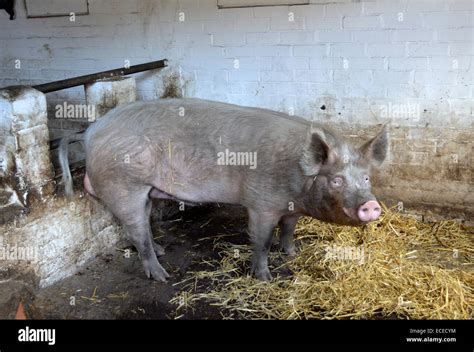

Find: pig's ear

[360,125,388,166]
[300,129,338,176]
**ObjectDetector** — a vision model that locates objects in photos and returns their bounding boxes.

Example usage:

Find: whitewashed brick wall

[0,0,471,119]
[0,0,473,216]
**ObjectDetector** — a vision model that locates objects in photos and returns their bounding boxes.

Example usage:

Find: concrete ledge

[0,192,122,288]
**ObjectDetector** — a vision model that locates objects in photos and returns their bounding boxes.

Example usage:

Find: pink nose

[357,200,382,222]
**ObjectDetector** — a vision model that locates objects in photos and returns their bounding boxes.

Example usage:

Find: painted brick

[437,28,474,42]
[407,0,448,12]
[293,44,328,57]
[373,70,413,84]
[415,70,457,84]
[260,70,294,82]
[270,18,305,31]
[309,57,344,69]
[318,30,352,43]
[430,57,471,70]
[228,70,259,81]
[223,46,257,57]
[272,56,310,70]
[449,42,474,56]
[294,69,331,83]
[352,30,393,43]
[191,46,224,57]
[326,2,363,17]
[344,57,385,69]
[288,4,325,19]
[234,18,270,32]
[280,31,316,45]
[253,45,292,57]
[408,43,449,57]
[203,20,235,33]
[246,32,280,45]
[389,57,429,70]
[448,0,474,11]
[381,13,423,29]
[392,29,434,42]
[368,43,406,57]
[235,57,272,70]
[331,43,366,57]
[333,69,373,85]
[363,0,409,15]
[195,69,228,82]
[253,5,291,18]
[306,17,342,30]
[213,32,246,46]
[344,16,382,29]
[225,45,291,57]
[423,11,473,28]
[219,7,253,20]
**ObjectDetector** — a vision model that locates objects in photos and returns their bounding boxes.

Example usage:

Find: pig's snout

[357,200,381,222]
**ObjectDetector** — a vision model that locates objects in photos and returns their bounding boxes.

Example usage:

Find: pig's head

[300,125,388,226]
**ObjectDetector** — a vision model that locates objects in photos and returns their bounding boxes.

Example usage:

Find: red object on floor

[15,301,27,320]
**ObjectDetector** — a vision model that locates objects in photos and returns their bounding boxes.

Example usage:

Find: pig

[59,98,388,282]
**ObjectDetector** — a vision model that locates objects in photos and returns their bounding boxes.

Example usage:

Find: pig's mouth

[343,207,365,224]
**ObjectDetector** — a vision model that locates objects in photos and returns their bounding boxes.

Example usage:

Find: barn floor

[20,203,260,320]
[5,199,471,320]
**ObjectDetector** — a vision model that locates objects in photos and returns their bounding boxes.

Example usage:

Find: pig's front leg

[278,215,300,256]
[248,209,280,281]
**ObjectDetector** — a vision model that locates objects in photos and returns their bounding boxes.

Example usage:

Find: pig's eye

[330,177,344,188]
[364,175,370,184]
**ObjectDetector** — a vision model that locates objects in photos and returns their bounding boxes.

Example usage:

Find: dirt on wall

[160,72,183,99]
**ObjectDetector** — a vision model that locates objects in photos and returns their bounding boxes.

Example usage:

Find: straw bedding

[171,205,473,319]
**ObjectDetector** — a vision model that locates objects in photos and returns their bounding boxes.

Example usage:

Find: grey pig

[59,98,388,282]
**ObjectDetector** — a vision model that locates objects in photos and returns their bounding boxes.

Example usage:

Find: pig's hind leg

[103,186,170,282]
[145,199,166,257]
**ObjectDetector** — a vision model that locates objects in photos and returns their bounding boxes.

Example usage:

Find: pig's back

[84,98,314,204]
[85,98,310,149]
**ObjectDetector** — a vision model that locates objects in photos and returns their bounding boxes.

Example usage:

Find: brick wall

[0,0,472,218]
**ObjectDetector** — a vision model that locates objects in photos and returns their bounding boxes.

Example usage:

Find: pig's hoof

[251,265,273,282]
[257,270,273,282]
[152,242,166,257]
[144,260,170,282]
[281,244,297,257]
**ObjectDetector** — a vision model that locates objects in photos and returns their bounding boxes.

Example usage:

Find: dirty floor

[21,203,267,320]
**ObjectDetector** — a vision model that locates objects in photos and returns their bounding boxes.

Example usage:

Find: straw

[170,204,473,319]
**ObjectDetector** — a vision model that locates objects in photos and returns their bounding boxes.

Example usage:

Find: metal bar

[32,59,168,93]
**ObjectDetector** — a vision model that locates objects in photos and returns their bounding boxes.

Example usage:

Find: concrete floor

[3,203,252,320]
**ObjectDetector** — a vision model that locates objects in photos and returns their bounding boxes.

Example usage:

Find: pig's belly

[150,184,241,205]
[150,150,244,205]
[151,177,242,205]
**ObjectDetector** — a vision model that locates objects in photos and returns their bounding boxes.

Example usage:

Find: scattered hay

[171,205,474,319]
